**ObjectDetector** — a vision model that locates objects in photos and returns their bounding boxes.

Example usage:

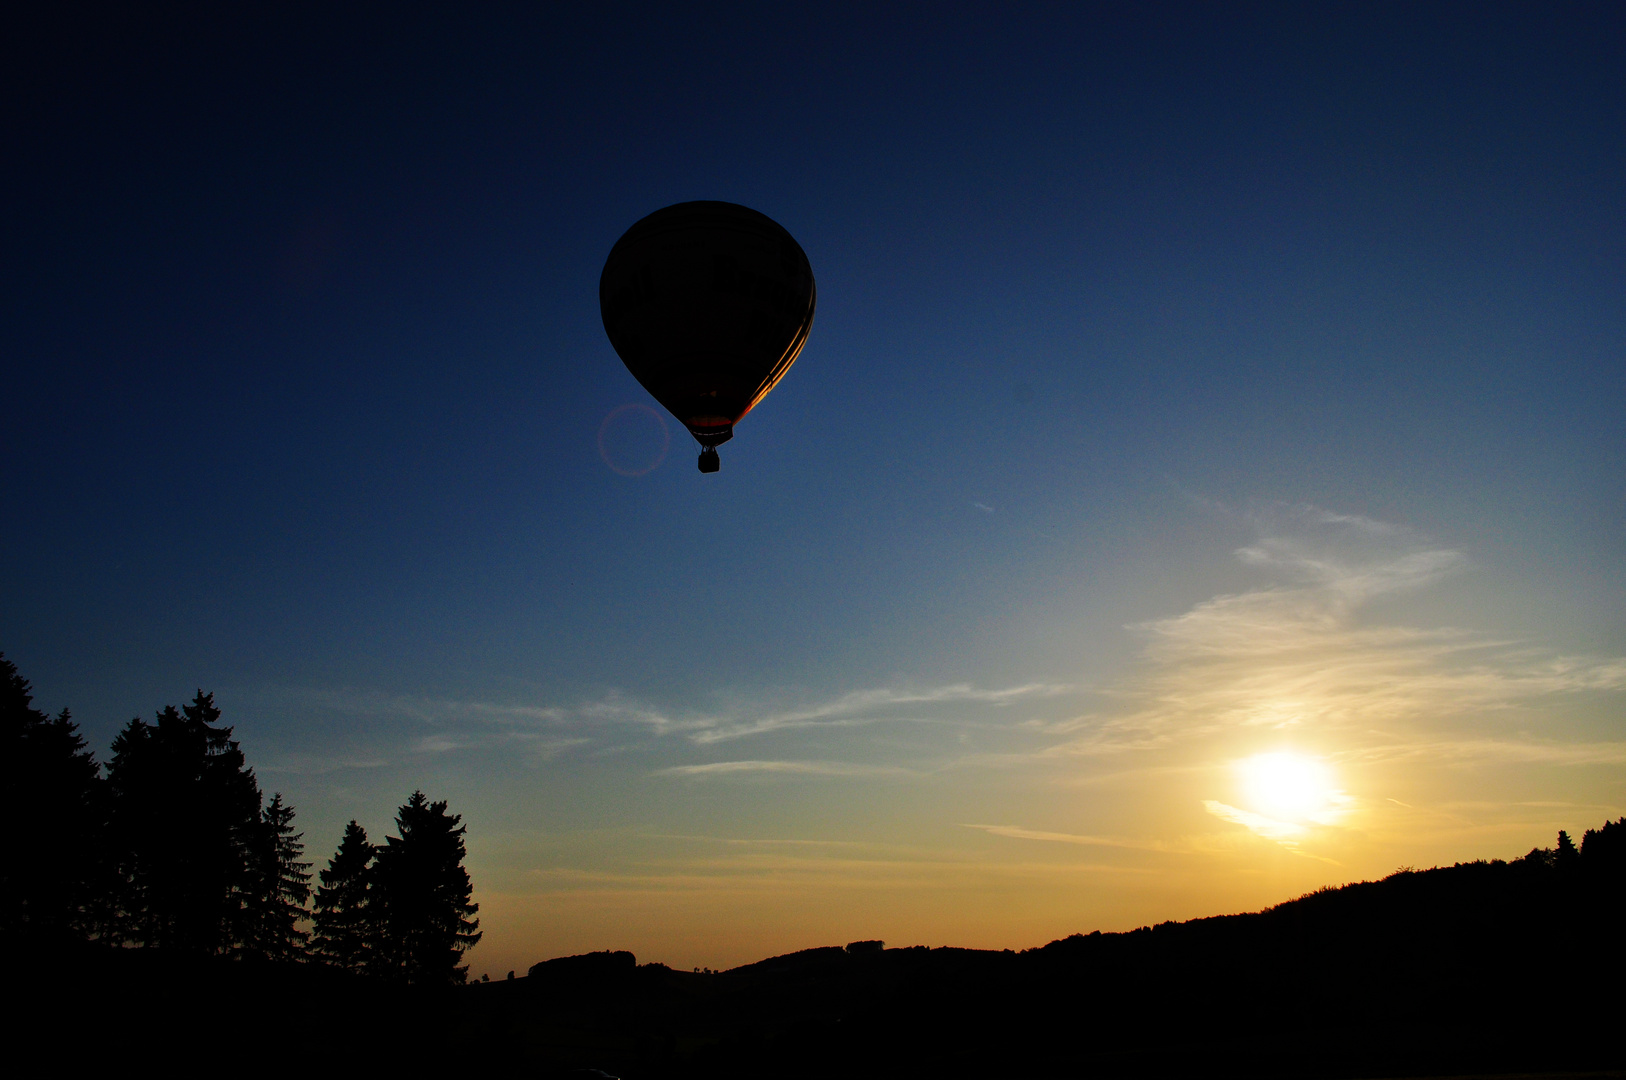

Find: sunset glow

[4,7,1622,984]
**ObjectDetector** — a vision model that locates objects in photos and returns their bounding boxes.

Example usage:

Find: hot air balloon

[599,201,816,473]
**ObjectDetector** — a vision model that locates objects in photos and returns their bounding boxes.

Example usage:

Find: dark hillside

[455,822,1626,1078]
[12,934,464,1071]
[9,822,1620,1076]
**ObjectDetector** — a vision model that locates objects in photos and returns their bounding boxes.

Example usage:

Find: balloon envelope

[599,201,816,453]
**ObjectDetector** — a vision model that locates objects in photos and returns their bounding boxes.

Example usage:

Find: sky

[3,3,1623,977]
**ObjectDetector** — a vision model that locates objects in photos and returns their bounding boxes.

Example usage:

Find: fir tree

[372,792,481,985]
[1555,829,1580,873]
[1,653,103,936]
[311,820,375,972]
[242,793,311,960]
[106,691,263,952]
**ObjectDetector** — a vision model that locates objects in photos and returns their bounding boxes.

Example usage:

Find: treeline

[2,653,480,985]
[464,823,1626,1078]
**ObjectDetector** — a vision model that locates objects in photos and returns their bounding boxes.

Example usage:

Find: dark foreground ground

[12,852,1624,1078]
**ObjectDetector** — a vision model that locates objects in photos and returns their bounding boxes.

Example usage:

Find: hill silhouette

[456,822,1625,1078]
[12,818,1623,1076]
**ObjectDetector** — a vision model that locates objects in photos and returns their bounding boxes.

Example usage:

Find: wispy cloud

[262,686,571,727]
[682,683,1070,745]
[644,834,876,848]
[265,681,1070,757]
[959,824,1165,850]
[1202,801,1308,844]
[253,504,1623,836]
[1200,800,1347,865]
[1045,506,1626,764]
[258,752,390,776]
[412,733,590,758]
[1344,738,1626,768]
[655,760,914,779]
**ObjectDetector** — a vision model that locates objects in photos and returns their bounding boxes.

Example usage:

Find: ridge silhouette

[454,820,1626,1078]
[5,652,1623,1077]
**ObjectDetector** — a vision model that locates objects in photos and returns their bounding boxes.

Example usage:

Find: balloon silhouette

[600,202,816,473]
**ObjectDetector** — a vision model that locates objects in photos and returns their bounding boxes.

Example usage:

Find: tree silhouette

[1580,818,1625,866]
[242,793,311,960]
[105,691,265,952]
[1,653,103,936]
[372,792,481,985]
[311,820,375,972]
[1521,844,1554,869]
[1555,829,1580,872]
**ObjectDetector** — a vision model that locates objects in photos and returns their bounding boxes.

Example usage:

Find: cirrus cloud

[1045,506,1626,767]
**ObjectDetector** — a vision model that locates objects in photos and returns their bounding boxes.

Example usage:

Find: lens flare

[597,402,671,477]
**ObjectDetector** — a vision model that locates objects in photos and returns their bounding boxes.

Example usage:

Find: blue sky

[3,4,1623,973]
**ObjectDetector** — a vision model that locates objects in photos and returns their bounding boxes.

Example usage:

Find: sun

[1237,752,1335,822]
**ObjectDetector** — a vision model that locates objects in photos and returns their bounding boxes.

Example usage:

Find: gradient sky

[4,4,1623,977]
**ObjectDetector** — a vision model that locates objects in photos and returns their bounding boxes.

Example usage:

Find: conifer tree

[106,691,263,952]
[372,792,481,985]
[311,820,375,972]
[1555,829,1580,872]
[1,654,103,936]
[242,793,311,960]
